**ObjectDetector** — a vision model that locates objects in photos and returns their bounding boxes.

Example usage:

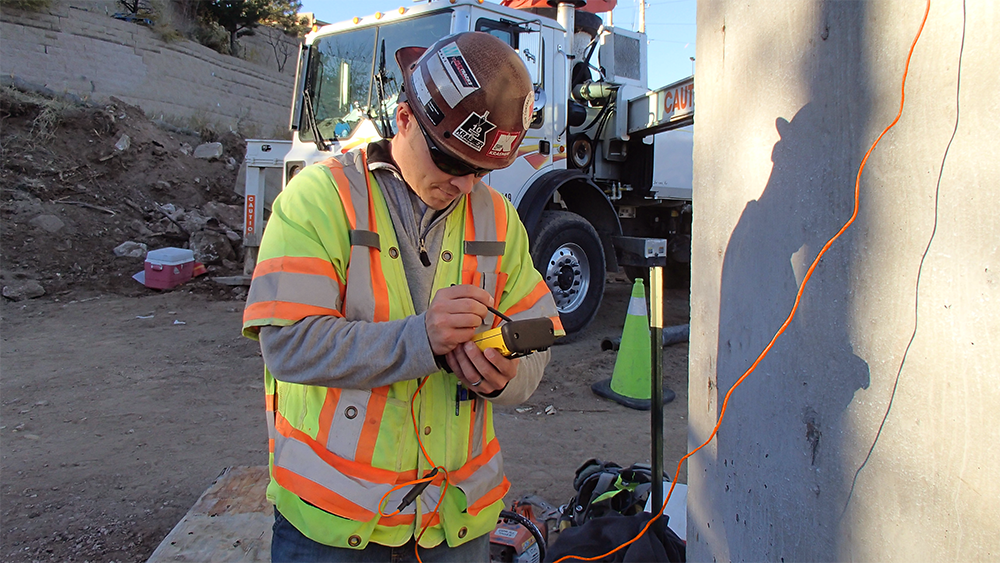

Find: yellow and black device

[473,306,555,358]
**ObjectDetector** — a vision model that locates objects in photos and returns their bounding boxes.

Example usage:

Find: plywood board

[147,466,272,562]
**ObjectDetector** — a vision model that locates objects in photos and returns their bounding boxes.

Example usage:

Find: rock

[179,209,209,233]
[113,241,148,258]
[30,214,65,233]
[226,156,238,171]
[202,202,243,231]
[159,203,181,217]
[189,230,235,265]
[193,142,224,161]
[114,134,130,152]
[3,279,45,301]
[155,180,171,191]
[179,143,192,156]
[129,219,155,237]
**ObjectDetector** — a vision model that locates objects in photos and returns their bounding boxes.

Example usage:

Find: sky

[297,0,697,89]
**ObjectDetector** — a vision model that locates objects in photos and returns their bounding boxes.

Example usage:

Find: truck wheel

[531,211,605,335]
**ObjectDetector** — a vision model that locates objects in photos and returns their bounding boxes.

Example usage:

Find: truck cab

[267,0,693,334]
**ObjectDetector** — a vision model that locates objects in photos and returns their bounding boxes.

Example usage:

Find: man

[243,32,564,561]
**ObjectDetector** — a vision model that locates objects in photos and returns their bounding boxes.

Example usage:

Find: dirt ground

[1,280,689,562]
[0,86,690,562]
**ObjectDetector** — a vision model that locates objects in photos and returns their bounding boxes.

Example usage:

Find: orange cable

[374,376,456,563]
[554,1,931,561]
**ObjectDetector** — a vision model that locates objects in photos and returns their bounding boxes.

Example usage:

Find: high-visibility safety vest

[242,149,564,550]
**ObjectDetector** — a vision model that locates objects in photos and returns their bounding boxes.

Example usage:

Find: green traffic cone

[592,278,673,410]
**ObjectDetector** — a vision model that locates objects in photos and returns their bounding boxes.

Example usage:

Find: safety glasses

[415,120,491,179]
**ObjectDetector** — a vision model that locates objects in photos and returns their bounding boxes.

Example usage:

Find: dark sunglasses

[415,120,491,179]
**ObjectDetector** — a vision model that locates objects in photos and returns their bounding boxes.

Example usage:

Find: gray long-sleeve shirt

[258,142,548,406]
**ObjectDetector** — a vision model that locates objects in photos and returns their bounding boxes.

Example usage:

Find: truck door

[472,17,558,204]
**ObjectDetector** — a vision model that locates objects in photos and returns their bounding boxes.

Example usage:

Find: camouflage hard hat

[396,31,534,171]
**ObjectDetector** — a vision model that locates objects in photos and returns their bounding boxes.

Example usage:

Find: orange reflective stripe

[244,300,343,325]
[253,256,342,283]
[490,189,508,241]
[273,465,375,522]
[315,388,341,446]
[461,269,483,288]
[267,390,276,453]
[365,169,391,323]
[377,512,415,527]
[467,476,509,516]
[502,280,552,317]
[451,438,501,482]
[355,387,388,465]
[550,315,565,334]
[274,412,399,484]
[491,273,509,328]
[489,189,507,274]
[463,201,479,274]
[420,512,441,529]
[321,158,356,229]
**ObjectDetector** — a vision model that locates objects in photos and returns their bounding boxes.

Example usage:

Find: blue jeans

[271,509,491,563]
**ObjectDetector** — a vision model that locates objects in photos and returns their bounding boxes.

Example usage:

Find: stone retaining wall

[1,3,298,137]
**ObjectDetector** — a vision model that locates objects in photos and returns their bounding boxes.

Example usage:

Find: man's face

[391,103,487,210]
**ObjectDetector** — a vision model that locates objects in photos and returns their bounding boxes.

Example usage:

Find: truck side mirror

[518,30,542,86]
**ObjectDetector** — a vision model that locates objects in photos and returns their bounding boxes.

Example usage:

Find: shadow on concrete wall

[711,2,873,559]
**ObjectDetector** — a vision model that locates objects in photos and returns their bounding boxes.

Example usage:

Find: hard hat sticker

[522,93,535,130]
[427,42,479,108]
[411,66,445,126]
[453,111,496,152]
[424,99,445,127]
[487,130,520,159]
[438,43,480,89]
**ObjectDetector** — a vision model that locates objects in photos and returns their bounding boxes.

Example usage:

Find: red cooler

[144,247,195,289]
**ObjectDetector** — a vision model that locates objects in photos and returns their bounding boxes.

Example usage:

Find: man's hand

[425,285,493,356]
[447,341,520,395]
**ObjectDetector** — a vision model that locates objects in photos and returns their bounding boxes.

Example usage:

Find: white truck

[243,0,693,334]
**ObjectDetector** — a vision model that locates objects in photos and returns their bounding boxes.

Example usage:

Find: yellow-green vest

[243,149,563,549]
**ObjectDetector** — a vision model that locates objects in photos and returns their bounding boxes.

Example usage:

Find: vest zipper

[419,237,431,267]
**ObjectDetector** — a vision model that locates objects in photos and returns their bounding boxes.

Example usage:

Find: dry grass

[0,86,72,141]
[0,0,52,12]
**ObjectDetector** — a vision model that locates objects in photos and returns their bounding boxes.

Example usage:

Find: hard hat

[396,31,534,172]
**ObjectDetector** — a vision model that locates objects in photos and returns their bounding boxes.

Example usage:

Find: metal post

[649,265,664,514]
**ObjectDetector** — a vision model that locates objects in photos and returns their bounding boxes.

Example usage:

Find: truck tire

[531,211,605,335]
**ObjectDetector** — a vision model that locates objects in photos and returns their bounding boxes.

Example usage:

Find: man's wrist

[479,381,508,398]
[434,354,452,373]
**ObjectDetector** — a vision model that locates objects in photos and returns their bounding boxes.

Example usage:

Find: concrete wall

[0,2,298,137]
[688,0,998,561]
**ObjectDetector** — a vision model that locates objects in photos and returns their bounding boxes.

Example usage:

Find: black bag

[560,459,661,528]
[549,459,685,563]
[545,511,685,563]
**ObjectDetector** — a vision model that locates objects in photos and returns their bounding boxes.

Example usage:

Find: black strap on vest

[464,241,505,256]
[349,229,381,250]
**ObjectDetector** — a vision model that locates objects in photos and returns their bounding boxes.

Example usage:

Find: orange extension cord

[375,376,451,563]
[554,1,932,561]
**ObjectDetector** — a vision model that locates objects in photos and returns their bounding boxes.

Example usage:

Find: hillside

[1,86,250,301]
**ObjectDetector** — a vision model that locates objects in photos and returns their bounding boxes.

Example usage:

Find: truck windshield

[301,12,453,143]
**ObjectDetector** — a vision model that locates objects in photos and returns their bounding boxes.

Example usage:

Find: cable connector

[397,468,438,512]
